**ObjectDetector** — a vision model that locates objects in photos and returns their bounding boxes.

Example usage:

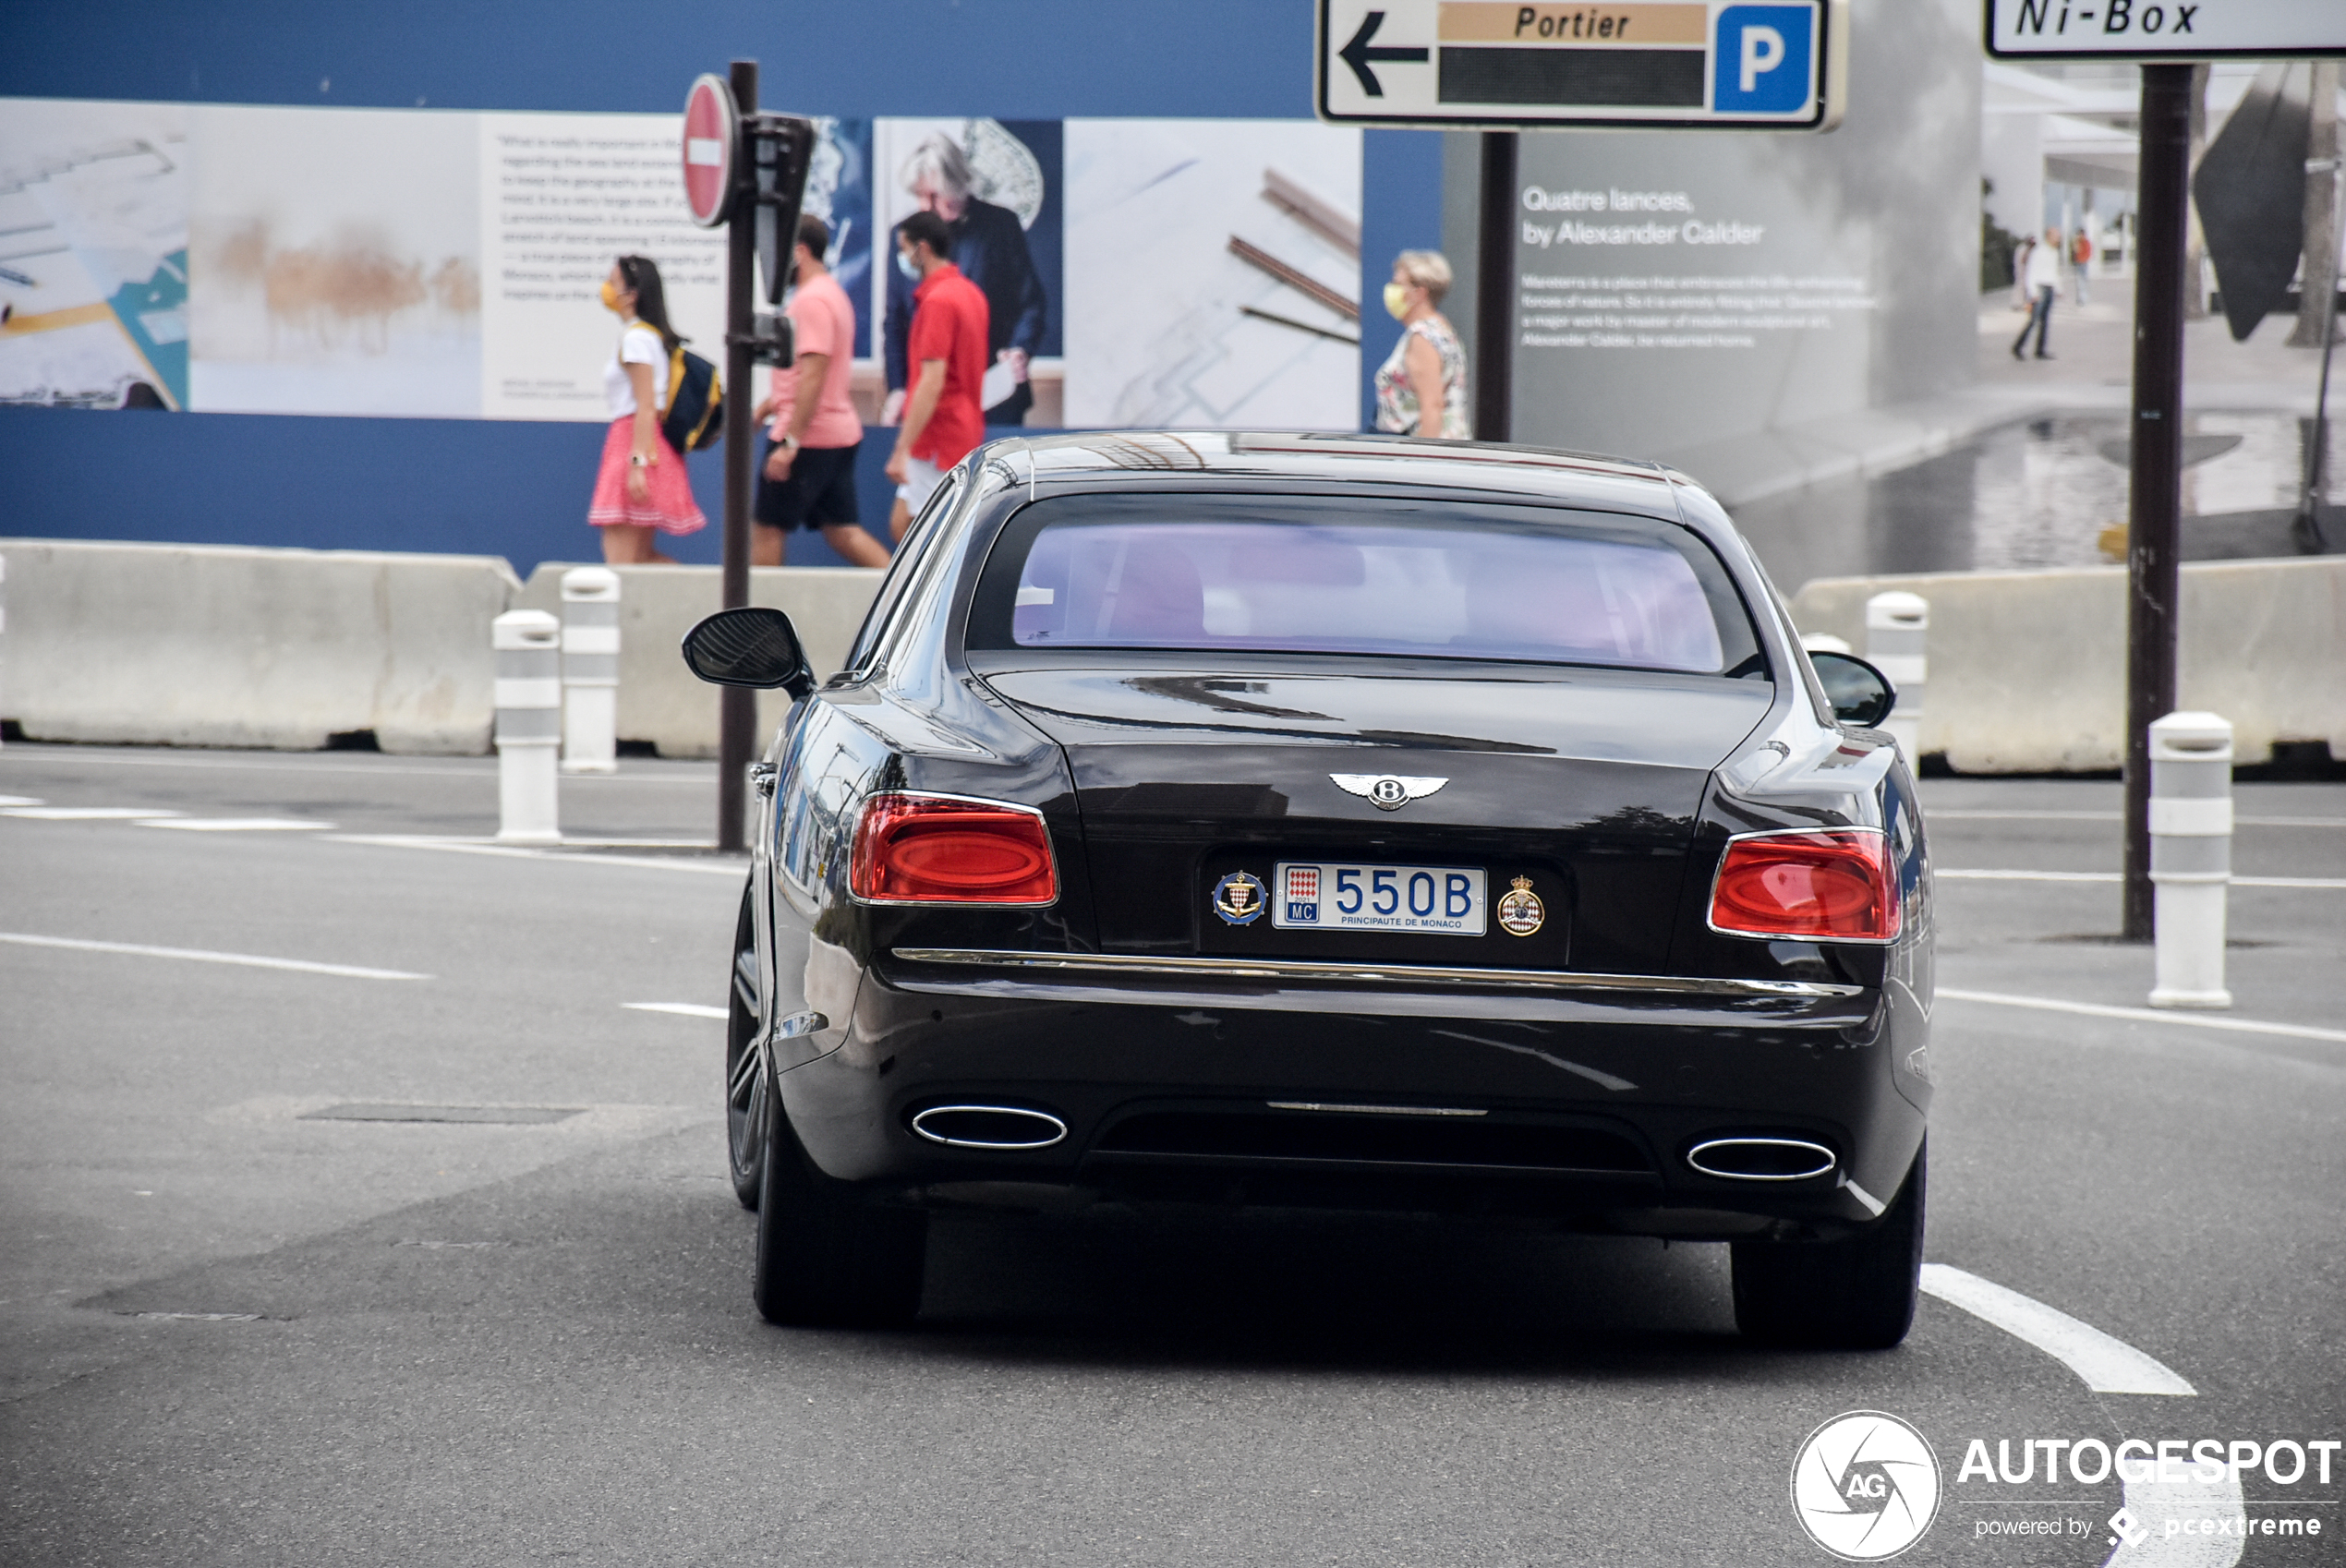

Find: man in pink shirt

[751,215,889,567]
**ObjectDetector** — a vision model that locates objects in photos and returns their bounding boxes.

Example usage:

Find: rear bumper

[773,951,1927,1237]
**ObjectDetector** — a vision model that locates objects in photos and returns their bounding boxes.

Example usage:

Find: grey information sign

[1315,0,1846,130]
[1986,0,2346,60]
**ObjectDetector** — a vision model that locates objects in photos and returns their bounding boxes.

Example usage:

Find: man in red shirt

[885,210,989,540]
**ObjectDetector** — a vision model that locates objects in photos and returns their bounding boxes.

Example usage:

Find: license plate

[1271,862,1486,935]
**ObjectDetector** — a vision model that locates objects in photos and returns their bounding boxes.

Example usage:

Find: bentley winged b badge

[1329,774,1448,811]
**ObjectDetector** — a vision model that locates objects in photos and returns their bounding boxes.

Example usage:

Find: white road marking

[1930,809,2342,828]
[2,805,181,820]
[0,932,429,982]
[1938,869,2346,889]
[0,748,712,782]
[328,834,743,876]
[136,817,334,832]
[1940,868,2118,881]
[1920,1263,2196,1394]
[1929,809,2123,821]
[2108,1471,2246,1568]
[0,794,44,806]
[624,1002,729,1019]
[1939,986,2346,1046]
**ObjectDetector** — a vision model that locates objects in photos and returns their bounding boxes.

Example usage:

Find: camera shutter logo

[1790,1411,1941,1561]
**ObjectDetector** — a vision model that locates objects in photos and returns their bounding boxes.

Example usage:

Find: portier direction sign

[1987,0,2346,60]
[1316,0,1846,130]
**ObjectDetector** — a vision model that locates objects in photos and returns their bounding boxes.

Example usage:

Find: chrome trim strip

[1265,1101,1486,1116]
[888,947,1863,999]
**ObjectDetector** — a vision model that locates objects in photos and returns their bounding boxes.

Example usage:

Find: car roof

[990,430,1699,525]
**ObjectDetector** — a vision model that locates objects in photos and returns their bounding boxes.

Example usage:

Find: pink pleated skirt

[587,418,707,535]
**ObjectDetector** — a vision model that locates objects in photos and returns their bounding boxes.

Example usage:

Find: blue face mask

[896,248,919,282]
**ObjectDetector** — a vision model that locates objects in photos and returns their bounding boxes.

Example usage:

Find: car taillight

[1708,829,1899,943]
[850,793,1058,904]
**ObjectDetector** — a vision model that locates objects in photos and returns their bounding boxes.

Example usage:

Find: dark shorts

[754,438,861,530]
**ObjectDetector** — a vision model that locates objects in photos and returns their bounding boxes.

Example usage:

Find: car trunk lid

[975,660,1773,974]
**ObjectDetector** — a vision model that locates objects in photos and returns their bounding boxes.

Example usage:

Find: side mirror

[681,607,813,695]
[1808,650,1897,729]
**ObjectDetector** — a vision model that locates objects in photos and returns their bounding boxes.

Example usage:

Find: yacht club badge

[1211,870,1267,925]
[1495,875,1545,936]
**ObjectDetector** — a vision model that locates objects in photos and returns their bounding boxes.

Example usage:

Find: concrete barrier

[0,538,522,754]
[1790,558,2346,772]
[514,564,886,758]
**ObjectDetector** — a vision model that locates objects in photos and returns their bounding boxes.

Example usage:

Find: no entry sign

[682,74,738,228]
[1316,0,1846,130]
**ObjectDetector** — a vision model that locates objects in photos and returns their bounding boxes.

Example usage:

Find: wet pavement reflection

[1735,410,2343,590]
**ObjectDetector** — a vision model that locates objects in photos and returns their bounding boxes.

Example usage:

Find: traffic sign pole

[1473,130,1516,442]
[1985,5,2346,939]
[2121,64,2194,942]
[718,57,758,855]
[683,65,814,852]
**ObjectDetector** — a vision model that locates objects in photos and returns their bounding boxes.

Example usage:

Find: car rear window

[967,494,1762,677]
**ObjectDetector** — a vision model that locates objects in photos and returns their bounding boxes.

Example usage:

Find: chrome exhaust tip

[910,1104,1068,1150]
[1686,1137,1837,1182]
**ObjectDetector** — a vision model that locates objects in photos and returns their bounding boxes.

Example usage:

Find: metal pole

[717,57,758,854]
[2295,151,2340,552]
[2122,65,2194,942]
[1474,130,1517,443]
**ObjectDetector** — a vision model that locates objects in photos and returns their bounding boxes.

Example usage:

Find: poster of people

[0,98,1362,432]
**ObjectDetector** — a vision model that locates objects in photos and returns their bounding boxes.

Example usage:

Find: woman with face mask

[586,255,706,564]
[1372,250,1469,440]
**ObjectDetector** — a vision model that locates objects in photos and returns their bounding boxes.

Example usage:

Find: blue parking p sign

[1714,6,1815,114]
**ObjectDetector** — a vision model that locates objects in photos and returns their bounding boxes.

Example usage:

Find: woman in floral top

[1372,249,1470,439]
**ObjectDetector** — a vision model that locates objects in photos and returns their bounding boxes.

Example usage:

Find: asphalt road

[2,744,2340,1568]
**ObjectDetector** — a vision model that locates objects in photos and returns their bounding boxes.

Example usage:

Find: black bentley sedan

[684,432,1931,1346]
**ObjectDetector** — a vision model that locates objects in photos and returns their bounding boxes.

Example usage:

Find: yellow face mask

[599,279,623,315]
[1382,282,1412,320]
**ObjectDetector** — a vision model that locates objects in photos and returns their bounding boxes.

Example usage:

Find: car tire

[752,1065,927,1328]
[725,883,765,1211]
[1731,1142,1924,1350]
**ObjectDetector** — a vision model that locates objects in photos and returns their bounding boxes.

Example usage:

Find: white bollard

[1800,633,1853,655]
[2147,711,2234,1009]
[493,609,562,844]
[1864,591,1929,766]
[560,566,622,774]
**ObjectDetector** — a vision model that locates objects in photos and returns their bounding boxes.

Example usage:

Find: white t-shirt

[2024,243,2062,294]
[604,323,671,418]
